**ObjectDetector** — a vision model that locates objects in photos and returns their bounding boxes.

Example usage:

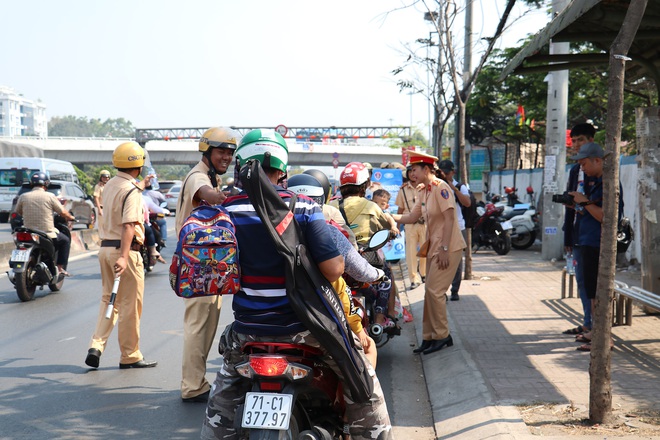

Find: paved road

[0,217,435,439]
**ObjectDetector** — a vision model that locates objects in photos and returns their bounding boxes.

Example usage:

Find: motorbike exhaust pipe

[370,323,384,344]
[6,270,16,285]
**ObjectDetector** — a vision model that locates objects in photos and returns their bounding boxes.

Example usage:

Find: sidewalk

[397,245,660,439]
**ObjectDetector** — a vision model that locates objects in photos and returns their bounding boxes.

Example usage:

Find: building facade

[0,86,47,137]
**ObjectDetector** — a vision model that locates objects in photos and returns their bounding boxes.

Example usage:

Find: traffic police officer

[392,151,466,355]
[176,127,238,403]
[85,141,157,369]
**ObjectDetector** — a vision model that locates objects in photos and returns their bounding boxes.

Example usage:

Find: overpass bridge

[3,125,410,169]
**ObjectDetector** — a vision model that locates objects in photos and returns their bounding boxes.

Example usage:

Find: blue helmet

[30,172,49,187]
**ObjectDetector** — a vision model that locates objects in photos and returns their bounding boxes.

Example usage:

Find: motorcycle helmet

[30,171,49,187]
[235,129,288,172]
[303,169,331,203]
[198,127,239,152]
[99,170,111,179]
[112,141,145,169]
[340,162,370,187]
[288,174,326,205]
[504,186,516,195]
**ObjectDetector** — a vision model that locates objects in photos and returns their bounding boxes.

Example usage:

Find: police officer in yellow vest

[392,151,466,355]
[85,142,157,369]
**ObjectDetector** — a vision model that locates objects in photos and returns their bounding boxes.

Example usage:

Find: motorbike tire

[511,231,536,250]
[491,224,511,256]
[16,255,38,302]
[49,273,65,292]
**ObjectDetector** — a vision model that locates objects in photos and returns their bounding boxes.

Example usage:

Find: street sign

[332,152,339,159]
[275,124,288,137]
[332,158,339,169]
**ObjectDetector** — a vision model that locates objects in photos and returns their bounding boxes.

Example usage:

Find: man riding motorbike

[15,172,76,277]
[201,130,393,440]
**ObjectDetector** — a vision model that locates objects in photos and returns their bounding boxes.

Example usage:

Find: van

[0,157,79,223]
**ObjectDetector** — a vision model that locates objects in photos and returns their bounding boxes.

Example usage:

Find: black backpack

[458,184,478,229]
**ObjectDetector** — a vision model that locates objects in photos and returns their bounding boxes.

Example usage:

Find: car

[10,180,97,230]
[157,180,182,194]
[165,184,181,211]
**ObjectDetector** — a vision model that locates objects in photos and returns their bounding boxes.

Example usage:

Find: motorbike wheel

[49,273,65,292]
[491,224,511,256]
[511,231,537,250]
[15,255,38,302]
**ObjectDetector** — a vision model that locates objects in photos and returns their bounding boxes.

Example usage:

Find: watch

[440,245,449,252]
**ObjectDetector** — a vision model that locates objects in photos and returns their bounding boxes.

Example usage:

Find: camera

[551,192,574,205]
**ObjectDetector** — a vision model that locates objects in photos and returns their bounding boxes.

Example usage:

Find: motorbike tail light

[249,355,290,377]
[16,232,39,243]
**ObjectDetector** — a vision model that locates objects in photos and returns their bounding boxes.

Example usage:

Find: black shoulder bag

[239,159,374,403]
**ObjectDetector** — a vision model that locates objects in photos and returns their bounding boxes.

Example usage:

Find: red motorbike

[473,202,513,255]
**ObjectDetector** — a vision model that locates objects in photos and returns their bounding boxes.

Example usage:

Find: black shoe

[119,359,158,369]
[423,335,454,355]
[450,292,460,301]
[413,340,432,354]
[85,348,101,369]
[409,282,419,290]
[182,390,210,403]
[421,276,426,283]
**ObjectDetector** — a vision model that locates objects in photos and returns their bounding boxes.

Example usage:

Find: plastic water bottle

[565,252,576,275]
[146,166,159,190]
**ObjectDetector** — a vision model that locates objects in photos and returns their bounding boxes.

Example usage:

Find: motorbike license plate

[10,249,30,263]
[501,221,513,231]
[242,392,293,430]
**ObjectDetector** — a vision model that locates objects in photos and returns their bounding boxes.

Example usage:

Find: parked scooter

[473,202,512,255]
[7,214,73,302]
[506,187,541,250]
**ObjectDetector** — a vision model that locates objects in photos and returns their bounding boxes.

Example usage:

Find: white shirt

[453,178,470,231]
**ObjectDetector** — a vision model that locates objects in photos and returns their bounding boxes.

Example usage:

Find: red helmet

[339,162,370,187]
[504,186,516,195]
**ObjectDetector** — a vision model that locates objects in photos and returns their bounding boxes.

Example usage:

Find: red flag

[515,105,525,126]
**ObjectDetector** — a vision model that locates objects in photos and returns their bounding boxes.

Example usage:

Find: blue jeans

[573,246,591,328]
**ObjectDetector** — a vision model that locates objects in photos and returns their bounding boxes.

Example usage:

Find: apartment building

[0,86,47,137]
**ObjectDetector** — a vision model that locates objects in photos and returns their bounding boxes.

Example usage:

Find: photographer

[567,142,623,351]
[561,123,595,336]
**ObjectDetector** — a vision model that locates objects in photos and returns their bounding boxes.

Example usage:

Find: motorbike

[229,230,392,440]
[505,187,540,250]
[7,214,72,302]
[141,210,166,273]
[473,202,513,255]
[349,229,401,348]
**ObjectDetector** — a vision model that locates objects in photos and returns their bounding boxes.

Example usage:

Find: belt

[101,240,141,251]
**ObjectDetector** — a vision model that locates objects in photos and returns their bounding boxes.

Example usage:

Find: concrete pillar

[540,0,570,261]
[635,107,660,295]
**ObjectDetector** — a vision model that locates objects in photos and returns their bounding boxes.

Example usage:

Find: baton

[105,276,121,319]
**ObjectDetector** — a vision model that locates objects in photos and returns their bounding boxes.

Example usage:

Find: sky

[3,0,548,134]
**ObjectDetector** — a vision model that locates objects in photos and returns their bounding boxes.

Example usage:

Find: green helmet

[236,129,288,173]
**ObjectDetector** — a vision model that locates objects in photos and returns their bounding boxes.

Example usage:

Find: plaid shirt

[15,187,65,238]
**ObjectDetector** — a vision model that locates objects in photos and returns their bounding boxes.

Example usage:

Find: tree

[590,0,648,424]
[49,116,135,138]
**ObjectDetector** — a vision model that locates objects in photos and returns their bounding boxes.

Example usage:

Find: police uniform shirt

[100,172,145,244]
[15,187,64,239]
[175,161,220,235]
[411,177,466,253]
[93,183,105,207]
[395,182,418,215]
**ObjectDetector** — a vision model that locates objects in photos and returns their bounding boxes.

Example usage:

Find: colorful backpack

[170,204,240,298]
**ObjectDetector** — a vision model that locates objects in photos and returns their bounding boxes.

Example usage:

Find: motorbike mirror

[367,230,390,251]
[160,201,167,208]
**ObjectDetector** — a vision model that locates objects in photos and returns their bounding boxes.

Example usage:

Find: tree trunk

[589,0,648,424]
[456,99,473,280]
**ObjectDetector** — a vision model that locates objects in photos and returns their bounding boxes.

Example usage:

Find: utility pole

[541,0,570,261]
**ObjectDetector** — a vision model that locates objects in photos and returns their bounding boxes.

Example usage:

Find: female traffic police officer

[391,151,466,355]
[85,141,157,369]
